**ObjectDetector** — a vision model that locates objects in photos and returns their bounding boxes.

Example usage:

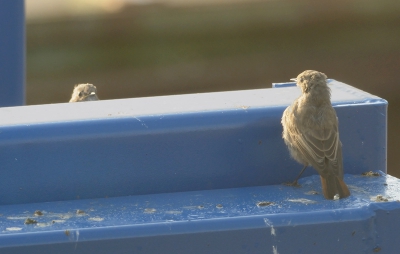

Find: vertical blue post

[0,0,25,107]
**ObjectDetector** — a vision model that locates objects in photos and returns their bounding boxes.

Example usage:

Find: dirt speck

[24,218,37,225]
[283,182,301,187]
[374,195,388,202]
[257,201,273,207]
[76,209,85,215]
[34,210,43,216]
[373,246,381,252]
[362,171,381,177]
[65,230,70,236]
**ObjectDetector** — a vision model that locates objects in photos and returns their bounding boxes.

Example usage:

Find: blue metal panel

[0,80,387,205]
[0,0,25,106]
[0,173,399,253]
[0,81,391,252]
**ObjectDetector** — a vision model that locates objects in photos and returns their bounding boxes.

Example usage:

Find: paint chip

[165,210,182,214]
[88,217,104,222]
[305,190,319,195]
[6,227,22,231]
[287,198,317,204]
[144,208,156,214]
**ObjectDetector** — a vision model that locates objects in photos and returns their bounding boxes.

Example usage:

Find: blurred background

[25,0,400,176]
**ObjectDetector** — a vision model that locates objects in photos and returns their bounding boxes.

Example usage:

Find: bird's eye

[78,92,83,97]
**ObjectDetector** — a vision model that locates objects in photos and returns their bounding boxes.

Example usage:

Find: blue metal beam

[0,0,25,107]
[0,80,387,205]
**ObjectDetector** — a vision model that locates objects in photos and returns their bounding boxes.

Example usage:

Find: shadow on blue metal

[0,80,395,253]
[0,0,25,107]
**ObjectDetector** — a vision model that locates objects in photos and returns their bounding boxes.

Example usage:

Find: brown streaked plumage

[69,83,99,102]
[282,70,350,199]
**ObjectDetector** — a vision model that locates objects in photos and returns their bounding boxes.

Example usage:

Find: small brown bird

[69,83,99,102]
[281,70,350,199]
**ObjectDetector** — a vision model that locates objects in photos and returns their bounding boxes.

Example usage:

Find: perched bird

[69,83,99,102]
[281,70,350,199]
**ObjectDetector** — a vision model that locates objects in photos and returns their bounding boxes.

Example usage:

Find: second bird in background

[69,83,99,102]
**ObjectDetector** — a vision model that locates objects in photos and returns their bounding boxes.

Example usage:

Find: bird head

[295,70,328,94]
[70,83,99,102]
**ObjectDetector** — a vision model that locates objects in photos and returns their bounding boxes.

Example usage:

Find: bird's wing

[293,126,341,176]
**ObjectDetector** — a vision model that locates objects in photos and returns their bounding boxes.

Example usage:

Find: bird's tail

[320,174,350,199]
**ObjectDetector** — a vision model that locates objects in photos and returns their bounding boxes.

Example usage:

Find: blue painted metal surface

[0,173,399,253]
[0,0,25,107]
[0,81,393,253]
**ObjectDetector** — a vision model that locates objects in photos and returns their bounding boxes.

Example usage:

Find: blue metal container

[0,80,396,253]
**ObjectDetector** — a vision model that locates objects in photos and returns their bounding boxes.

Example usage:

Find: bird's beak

[90,92,96,95]
[290,78,297,82]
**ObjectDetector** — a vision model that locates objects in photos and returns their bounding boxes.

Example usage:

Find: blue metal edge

[272,79,334,88]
